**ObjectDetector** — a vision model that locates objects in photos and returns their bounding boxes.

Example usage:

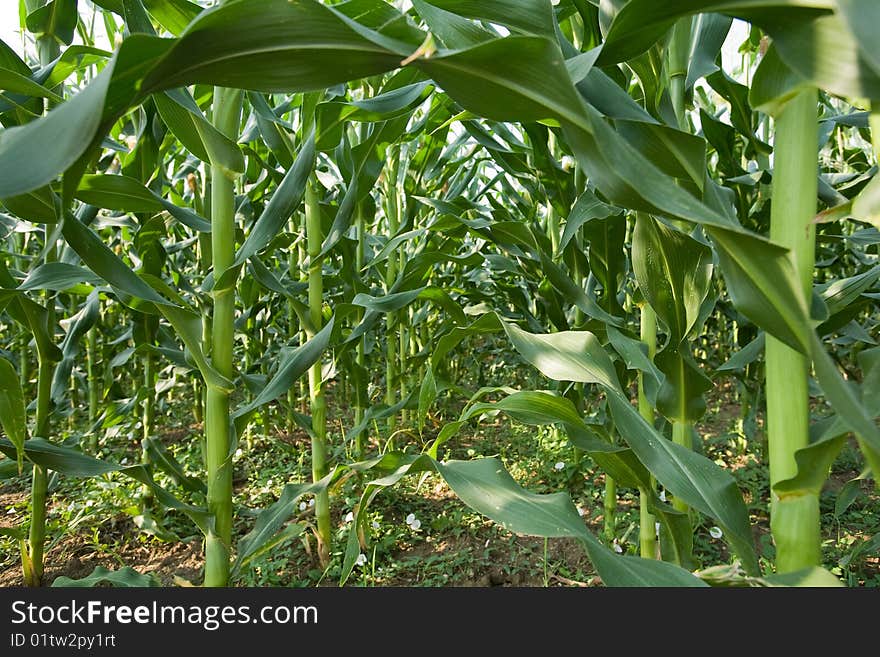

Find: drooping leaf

[0,358,27,472]
[52,566,159,588]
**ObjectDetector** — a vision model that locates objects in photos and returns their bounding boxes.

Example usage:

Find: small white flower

[577,506,586,517]
[355,553,367,567]
[659,490,667,502]
[410,518,421,531]
[298,502,307,512]
[371,520,380,530]
[405,513,416,525]
[613,540,623,554]
[344,511,354,523]
[554,461,565,471]
[234,448,243,459]
[709,526,723,539]
[308,499,315,508]
[266,479,273,487]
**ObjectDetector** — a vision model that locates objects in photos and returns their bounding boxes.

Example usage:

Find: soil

[0,514,203,587]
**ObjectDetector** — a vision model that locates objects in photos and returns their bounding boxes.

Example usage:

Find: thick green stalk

[671,423,693,514]
[287,217,298,433]
[24,3,60,571]
[22,4,61,576]
[354,206,367,457]
[24,358,53,586]
[194,183,210,428]
[305,180,331,565]
[86,325,99,431]
[384,152,400,435]
[603,477,616,542]
[667,18,696,517]
[766,87,820,573]
[638,304,658,559]
[667,17,693,130]
[547,204,561,255]
[204,86,242,587]
[399,303,409,426]
[140,345,155,510]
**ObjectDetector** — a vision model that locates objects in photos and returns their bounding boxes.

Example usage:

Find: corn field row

[0,0,878,587]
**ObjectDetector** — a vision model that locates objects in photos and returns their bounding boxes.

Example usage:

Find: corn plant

[0,0,878,588]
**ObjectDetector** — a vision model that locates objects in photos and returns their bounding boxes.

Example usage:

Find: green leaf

[582,214,627,315]
[412,0,495,49]
[686,13,733,90]
[0,458,28,480]
[655,348,713,423]
[0,437,121,476]
[600,2,880,100]
[60,211,171,309]
[816,264,880,316]
[352,288,425,313]
[416,36,591,132]
[633,216,713,345]
[140,0,408,95]
[233,131,315,267]
[160,304,234,393]
[0,59,115,198]
[0,67,64,102]
[540,254,623,325]
[345,454,706,587]
[710,225,813,354]
[234,317,335,420]
[9,296,63,364]
[502,321,760,575]
[0,438,211,533]
[26,0,79,45]
[606,325,664,405]
[153,89,245,176]
[605,392,760,575]
[750,44,811,115]
[774,434,847,499]
[597,1,831,65]
[143,0,203,36]
[143,437,206,493]
[1,187,60,224]
[768,11,880,101]
[75,174,212,232]
[233,481,316,574]
[0,526,26,540]
[834,478,864,518]
[836,0,880,75]
[810,332,880,479]
[0,357,27,472]
[425,0,556,38]
[18,262,103,292]
[760,567,843,587]
[418,364,437,432]
[502,321,620,390]
[51,291,101,404]
[717,333,765,372]
[52,566,159,588]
